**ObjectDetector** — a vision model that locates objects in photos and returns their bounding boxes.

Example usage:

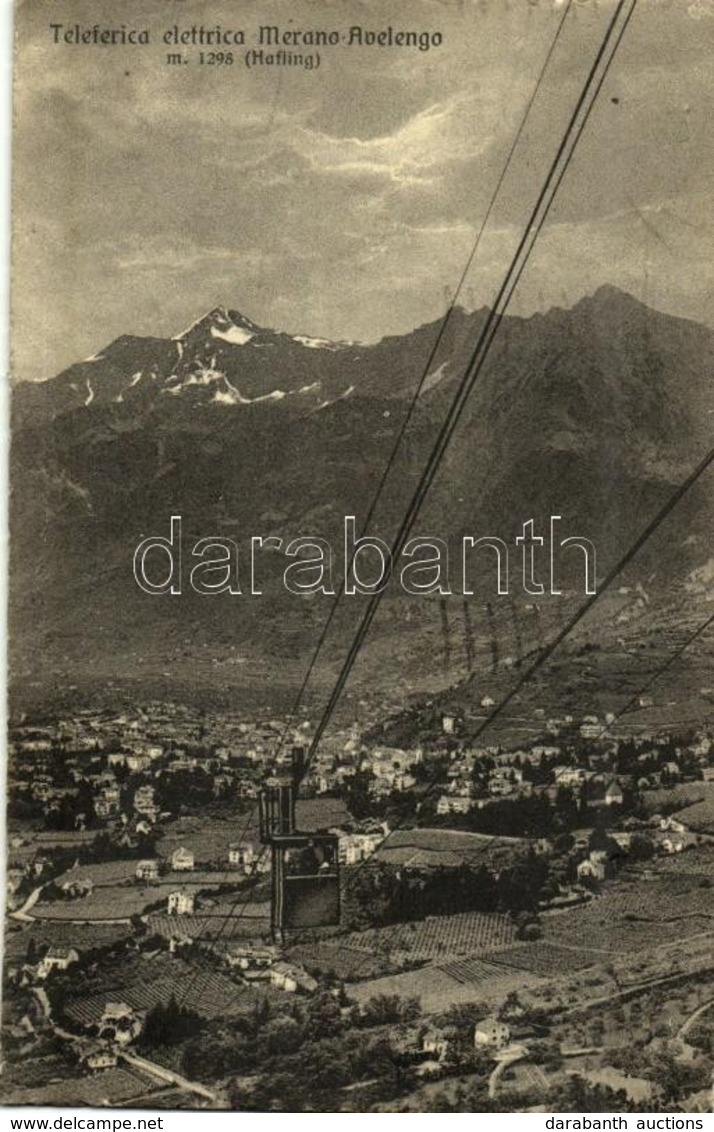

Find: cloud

[10,0,714,381]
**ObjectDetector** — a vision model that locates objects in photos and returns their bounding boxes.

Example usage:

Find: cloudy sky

[11,0,714,381]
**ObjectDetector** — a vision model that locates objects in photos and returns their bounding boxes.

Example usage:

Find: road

[119,1050,217,1103]
[488,1045,527,1099]
[32,982,218,1105]
[676,997,714,1041]
[11,883,45,922]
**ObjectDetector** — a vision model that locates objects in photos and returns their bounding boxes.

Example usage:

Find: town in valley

[5,629,714,1113]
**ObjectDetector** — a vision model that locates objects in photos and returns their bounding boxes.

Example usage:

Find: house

[421,1026,451,1060]
[659,816,687,835]
[100,1001,142,1045]
[441,712,460,735]
[488,777,516,797]
[94,795,119,820]
[580,720,603,740]
[226,946,277,977]
[659,834,696,855]
[37,947,79,979]
[437,794,475,815]
[7,868,25,895]
[610,831,632,851]
[168,934,194,954]
[60,876,94,899]
[269,961,318,994]
[171,846,195,871]
[586,779,624,808]
[554,766,588,787]
[577,855,607,882]
[167,888,195,915]
[82,1046,118,1072]
[228,842,260,870]
[133,785,158,819]
[474,1017,511,1049]
[126,752,151,774]
[135,859,160,882]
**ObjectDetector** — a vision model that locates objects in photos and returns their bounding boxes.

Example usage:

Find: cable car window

[274,834,340,929]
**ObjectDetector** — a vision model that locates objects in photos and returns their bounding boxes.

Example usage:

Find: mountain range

[10,286,714,712]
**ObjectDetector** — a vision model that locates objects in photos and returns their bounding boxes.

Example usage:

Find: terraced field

[63,966,251,1026]
[487,942,601,976]
[542,877,714,952]
[6,1067,163,1107]
[286,941,393,980]
[436,956,511,986]
[338,912,518,961]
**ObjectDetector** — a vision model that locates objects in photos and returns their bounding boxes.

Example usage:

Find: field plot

[286,941,394,981]
[6,1067,163,1107]
[641,783,713,815]
[675,794,714,833]
[645,845,714,878]
[3,920,134,961]
[54,860,138,888]
[33,885,164,921]
[347,952,542,1013]
[486,942,601,977]
[375,828,525,871]
[64,962,283,1028]
[436,956,511,986]
[156,800,350,865]
[156,817,240,865]
[146,901,271,945]
[542,877,714,952]
[339,912,518,963]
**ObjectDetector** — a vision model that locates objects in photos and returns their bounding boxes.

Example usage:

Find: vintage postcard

[4,0,714,1115]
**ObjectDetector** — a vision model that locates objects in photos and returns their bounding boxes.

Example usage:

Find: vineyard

[646,845,714,877]
[641,783,712,815]
[436,955,510,986]
[8,1067,163,1107]
[63,963,257,1026]
[542,877,714,952]
[675,795,714,833]
[3,920,134,960]
[487,942,601,977]
[286,941,393,981]
[434,942,600,987]
[338,912,518,962]
[375,828,525,870]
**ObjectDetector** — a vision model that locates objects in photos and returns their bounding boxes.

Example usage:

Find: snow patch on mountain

[421,361,449,394]
[312,384,355,412]
[211,324,254,346]
[213,378,252,406]
[254,389,286,402]
[293,334,340,350]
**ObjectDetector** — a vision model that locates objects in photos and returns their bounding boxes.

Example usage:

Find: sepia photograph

[4,0,714,1115]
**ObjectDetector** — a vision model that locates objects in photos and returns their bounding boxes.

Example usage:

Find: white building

[474,1017,511,1049]
[167,888,195,915]
[171,846,195,871]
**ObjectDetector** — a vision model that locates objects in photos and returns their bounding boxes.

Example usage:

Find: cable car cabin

[259,778,296,841]
[271,833,340,931]
[258,749,307,844]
